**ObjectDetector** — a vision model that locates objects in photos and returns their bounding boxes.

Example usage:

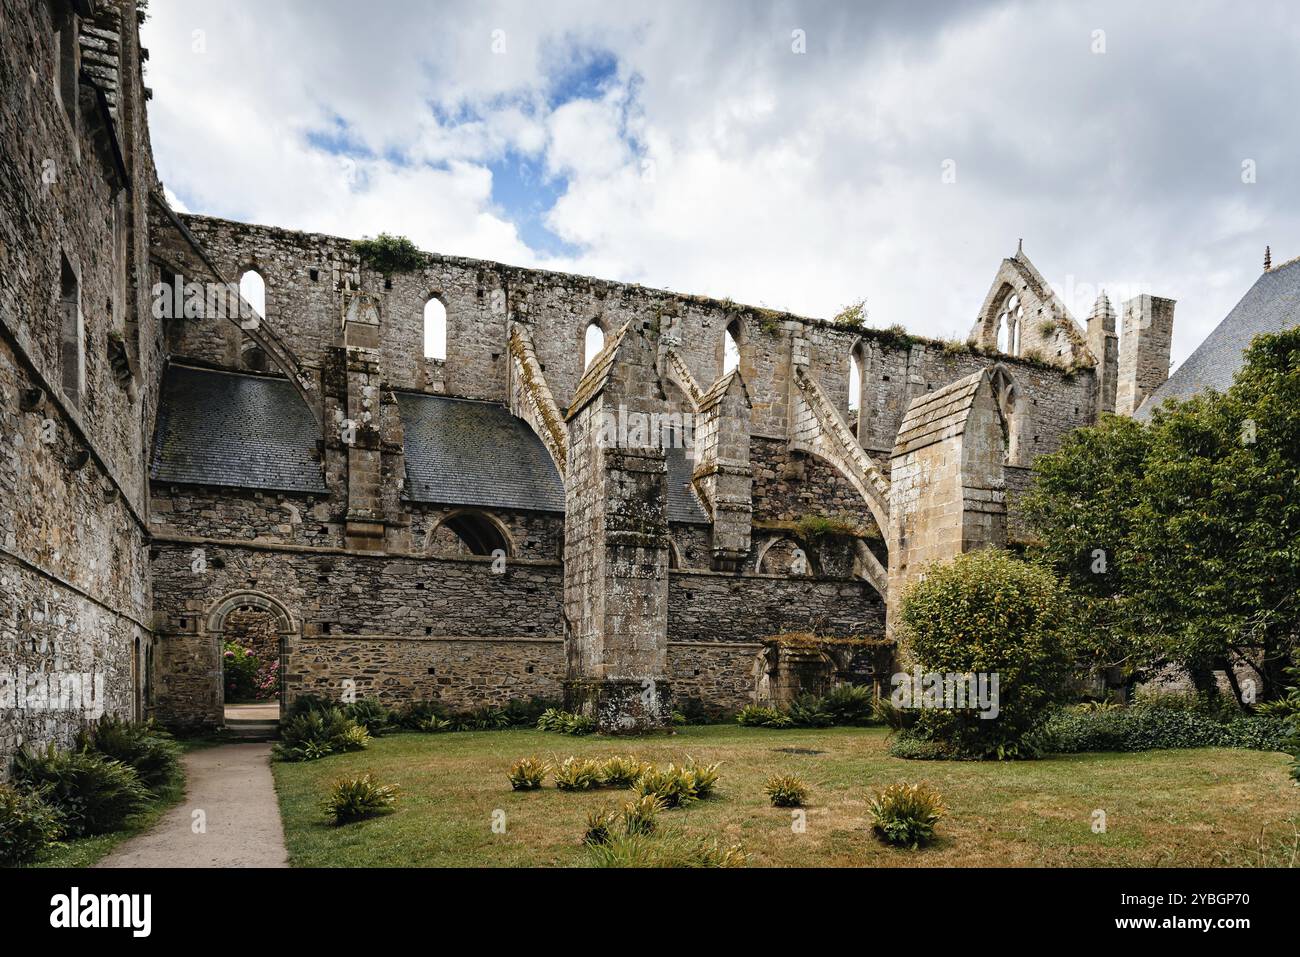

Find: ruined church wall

[1,0,161,768]
[166,216,1099,455]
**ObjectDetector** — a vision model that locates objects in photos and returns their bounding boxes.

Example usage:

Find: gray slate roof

[151,366,709,523]
[1137,258,1300,419]
[151,365,327,493]
[399,393,709,524]
[399,394,566,513]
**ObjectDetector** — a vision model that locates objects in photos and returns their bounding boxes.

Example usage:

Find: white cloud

[143,1,1300,366]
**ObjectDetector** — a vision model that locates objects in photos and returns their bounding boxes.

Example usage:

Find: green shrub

[0,783,63,865]
[503,697,558,727]
[872,696,916,732]
[323,773,398,826]
[822,684,877,725]
[451,705,510,732]
[588,833,747,868]
[868,782,946,848]
[635,764,699,808]
[899,549,1070,759]
[583,807,617,846]
[395,700,445,730]
[77,716,181,793]
[553,757,602,791]
[886,732,965,761]
[351,233,425,276]
[1256,666,1300,722]
[764,773,809,807]
[787,694,834,728]
[274,707,369,762]
[11,744,150,838]
[736,705,792,728]
[507,757,549,791]
[1038,704,1292,753]
[222,641,262,701]
[285,693,337,719]
[344,698,397,736]
[537,708,595,735]
[598,755,645,789]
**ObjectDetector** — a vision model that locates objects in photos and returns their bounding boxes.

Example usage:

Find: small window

[423,298,447,361]
[848,353,862,412]
[59,255,83,407]
[239,269,266,321]
[583,322,604,369]
[55,15,78,126]
[722,321,741,375]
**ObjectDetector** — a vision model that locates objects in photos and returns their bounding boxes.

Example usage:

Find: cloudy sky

[142,1,1300,367]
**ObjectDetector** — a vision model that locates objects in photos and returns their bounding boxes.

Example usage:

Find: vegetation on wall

[351,233,426,277]
[832,298,868,331]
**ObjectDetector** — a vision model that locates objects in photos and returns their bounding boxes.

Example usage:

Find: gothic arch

[756,534,818,577]
[989,363,1026,466]
[424,509,515,558]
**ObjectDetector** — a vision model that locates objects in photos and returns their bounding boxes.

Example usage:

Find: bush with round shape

[899,549,1070,759]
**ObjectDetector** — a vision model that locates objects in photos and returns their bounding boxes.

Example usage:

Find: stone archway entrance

[206,591,297,725]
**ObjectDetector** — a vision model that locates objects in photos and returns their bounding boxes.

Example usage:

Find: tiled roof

[151,365,327,493]
[1137,258,1300,419]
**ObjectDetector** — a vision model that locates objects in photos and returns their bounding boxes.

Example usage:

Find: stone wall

[0,0,161,770]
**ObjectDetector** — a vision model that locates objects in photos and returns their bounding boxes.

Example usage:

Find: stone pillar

[332,289,407,552]
[563,321,674,732]
[885,369,1007,642]
[692,372,752,571]
[1087,292,1119,415]
[1116,294,1175,417]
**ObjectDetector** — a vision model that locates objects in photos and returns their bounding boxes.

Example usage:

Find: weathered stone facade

[1,2,1178,762]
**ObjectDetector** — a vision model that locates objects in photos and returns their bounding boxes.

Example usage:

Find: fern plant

[323,773,398,826]
[868,782,946,848]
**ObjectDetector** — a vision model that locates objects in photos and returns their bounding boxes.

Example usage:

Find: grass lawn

[271,725,1300,867]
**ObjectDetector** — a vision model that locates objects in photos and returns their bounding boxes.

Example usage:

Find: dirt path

[98,743,288,868]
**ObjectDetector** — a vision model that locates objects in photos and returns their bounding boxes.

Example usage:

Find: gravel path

[98,743,288,868]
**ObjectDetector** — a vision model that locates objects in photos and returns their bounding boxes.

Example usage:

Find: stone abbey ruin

[2,0,1183,762]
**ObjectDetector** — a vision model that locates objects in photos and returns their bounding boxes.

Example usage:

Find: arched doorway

[206,591,297,725]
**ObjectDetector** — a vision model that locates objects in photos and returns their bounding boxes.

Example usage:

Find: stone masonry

[0,2,1177,763]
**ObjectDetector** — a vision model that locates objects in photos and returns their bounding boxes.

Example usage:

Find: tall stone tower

[562,321,674,732]
[1116,294,1175,417]
[1087,292,1119,414]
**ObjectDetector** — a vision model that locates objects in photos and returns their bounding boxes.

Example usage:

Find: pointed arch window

[424,298,447,361]
[722,320,742,375]
[583,321,605,369]
[996,293,1023,355]
[848,352,862,413]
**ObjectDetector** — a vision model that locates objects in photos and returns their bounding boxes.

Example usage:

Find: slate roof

[399,394,566,513]
[151,365,709,523]
[1137,258,1300,419]
[151,365,327,493]
[399,393,709,523]
[892,369,989,456]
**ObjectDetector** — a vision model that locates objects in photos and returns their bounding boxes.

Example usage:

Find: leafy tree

[1023,327,1300,703]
